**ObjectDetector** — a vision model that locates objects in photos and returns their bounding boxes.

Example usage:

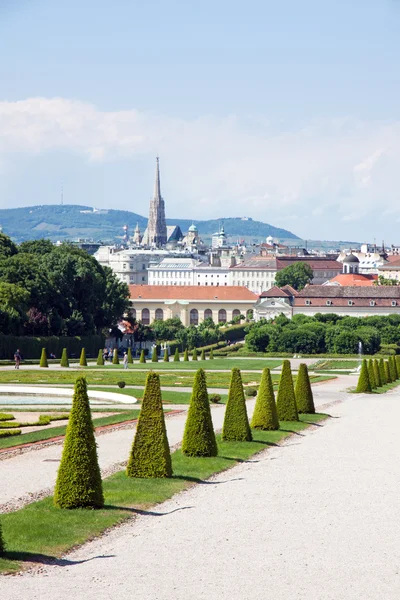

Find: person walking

[14,349,21,369]
[123,352,128,370]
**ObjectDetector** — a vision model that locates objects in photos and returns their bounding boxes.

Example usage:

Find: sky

[1,0,400,241]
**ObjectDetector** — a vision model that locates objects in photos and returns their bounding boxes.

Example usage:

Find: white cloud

[0,97,400,237]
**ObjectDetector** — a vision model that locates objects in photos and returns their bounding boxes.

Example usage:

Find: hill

[0,205,300,243]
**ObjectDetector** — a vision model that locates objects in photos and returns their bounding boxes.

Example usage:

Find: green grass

[0,413,328,573]
[89,358,283,371]
[310,359,359,371]
[90,387,228,405]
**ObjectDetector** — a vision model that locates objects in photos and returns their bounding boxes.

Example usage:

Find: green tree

[385,361,392,384]
[183,348,189,361]
[97,349,104,366]
[192,348,198,361]
[379,358,387,385]
[40,347,48,368]
[126,372,172,477]
[182,369,217,457]
[250,368,279,430]
[54,376,104,508]
[276,360,298,421]
[140,349,146,363]
[356,359,372,393]
[80,348,88,367]
[60,348,69,368]
[112,348,119,365]
[163,348,169,362]
[200,349,206,361]
[275,262,313,291]
[209,348,214,360]
[19,239,54,255]
[373,359,382,388]
[295,363,315,413]
[127,347,133,364]
[0,233,18,258]
[152,346,158,362]
[173,348,180,362]
[222,368,252,441]
[368,360,376,390]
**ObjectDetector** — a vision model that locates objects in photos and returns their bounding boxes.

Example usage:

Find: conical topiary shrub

[396,355,400,378]
[222,368,252,441]
[192,348,198,361]
[390,355,398,380]
[379,358,387,385]
[60,348,69,368]
[182,368,217,457]
[126,372,172,477]
[127,348,133,364]
[250,368,279,430]
[183,348,189,361]
[40,347,48,368]
[295,363,315,414]
[356,359,372,392]
[200,349,206,361]
[80,348,87,367]
[0,520,5,556]
[174,348,180,362]
[54,376,104,509]
[163,348,169,362]
[209,348,214,360]
[152,347,158,362]
[385,361,392,384]
[112,348,119,365]
[276,360,298,421]
[140,349,146,363]
[373,359,382,388]
[97,349,104,366]
[368,360,376,390]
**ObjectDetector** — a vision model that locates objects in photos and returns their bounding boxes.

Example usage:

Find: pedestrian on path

[14,348,21,369]
[123,352,128,369]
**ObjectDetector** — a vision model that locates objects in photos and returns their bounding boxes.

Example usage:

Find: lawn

[90,387,228,405]
[89,358,283,371]
[0,413,328,574]
[310,359,359,371]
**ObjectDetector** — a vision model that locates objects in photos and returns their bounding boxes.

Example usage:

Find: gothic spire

[153,156,162,201]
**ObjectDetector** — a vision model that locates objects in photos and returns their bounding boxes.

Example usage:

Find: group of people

[103,348,129,369]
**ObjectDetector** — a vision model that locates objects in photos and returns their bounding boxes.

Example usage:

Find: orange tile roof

[328,274,377,287]
[129,285,257,301]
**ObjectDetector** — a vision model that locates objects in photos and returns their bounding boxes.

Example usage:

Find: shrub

[295,363,315,414]
[396,354,400,375]
[97,349,104,366]
[140,349,146,363]
[183,348,189,361]
[209,394,221,404]
[209,348,214,360]
[152,347,158,362]
[373,359,382,388]
[0,429,21,438]
[192,348,198,361]
[251,367,279,430]
[40,347,48,368]
[54,376,104,509]
[385,361,392,384]
[0,520,5,556]
[245,386,258,397]
[174,348,180,362]
[117,381,126,388]
[126,372,172,477]
[60,348,69,368]
[112,348,119,365]
[356,359,372,392]
[368,359,376,390]
[388,356,396,381]
[200,349,206,361]
[80,347,87,367]
[163,349,169,362]
[276,360,298,421]
[182,369,217,456]
[391,355,399,379]
[0,413,14,421]
[222,368,252,441]
[127,348,133,364]
[379,358,387,385]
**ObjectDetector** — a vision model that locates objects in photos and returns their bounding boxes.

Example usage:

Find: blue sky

[1,0,400,241]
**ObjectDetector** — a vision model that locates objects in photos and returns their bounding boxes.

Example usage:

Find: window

[123,263,126,269]
[155,308,164,321]
[305,300,311,305]
[232,309,241,318]
[348,300,353,306]
[204,309,213,320]
[218,309,227,323]
[190,309,199,325]
[392,301,397,307]
[141,308,150,325]
[142,264,146,270]
[370,301,375,306]
[246,309,253,319]
[142,276,145,282]
[130,264,133,270]
[326,300,332,306]
[131,308,136,320]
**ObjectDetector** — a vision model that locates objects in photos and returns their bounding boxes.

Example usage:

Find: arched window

[232,309,241,318]
[204,308,213,321]
[131,308,136,320]
[141,308,150,325]
[218,309,227,323]
[190,308,199,325]
[246,309,253,319]
[155,308,164,321]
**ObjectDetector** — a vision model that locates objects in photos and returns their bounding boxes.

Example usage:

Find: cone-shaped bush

[391,355,398,380]
[163,348,169,362]
[127,348,133,364]
[295,363,315,414]
[152,347,158,362]
[209,348,214,360]
[54,376,104,508]
[192,348,198,361]
[368,360,376,390]
[40,347,48,368]
[276,360,298,421]
[356,359,372,392]
[251,368,279,430]
[183,348,189,361]
[373,359,382,388]
[112,348,119,365]
[60,348,69,368]
[80,347,87,367]
[97,349,104,366]
[182,368,217,457]
[222,368,252,441]
[396,355,400,378]
[200,349,206,361]
[385,361,392,384]
[379,358,387,385]
[140,349,146,363]
[126,372,172,477]
[0,520,5,556]
[174,348,180,362]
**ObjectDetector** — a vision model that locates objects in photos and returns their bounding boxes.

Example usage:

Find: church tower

[147,156,167,247]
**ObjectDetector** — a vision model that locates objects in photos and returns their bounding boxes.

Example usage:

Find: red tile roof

[293,285,400,307]
[328,274,377,286]
[129,285,257,301]
[260,286,290,298]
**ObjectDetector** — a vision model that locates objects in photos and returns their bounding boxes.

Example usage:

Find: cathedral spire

[146,156,167,247]
[153,156,161,201]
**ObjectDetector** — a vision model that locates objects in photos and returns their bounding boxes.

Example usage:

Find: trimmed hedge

[79,348,87,367]
[356,359,372,392]
[151,347,158,363]
[174,348,180,362]
[182,368,217,457]
[183,349,189,361]
[140,349,146,363]
[0,520,5,556]
[276,360,298,421]
[209,348,214,360]
[222,368,252,441]
[200,349,206,361]
[295,363,315,414]
[0,413,14,421]
[40,348,48,368]
[250,368,279,430]
[220,323,248,342]
[60,348,69,368]
[126,372,172,477]
[54,376,104,509]
[97,349,104,366]
[112,348,119,365]
[384,361,392,384]
[127,348,133,364]
[0,334,105,360]
[192,348,198,361]
[163,349,169,362]
[368,360,376,390]
[0,429,21,438]
[379,358,387,385]
[373,359,382,388]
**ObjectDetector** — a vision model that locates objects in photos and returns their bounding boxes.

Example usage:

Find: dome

[188,223,197,232]
[343,253,359,263]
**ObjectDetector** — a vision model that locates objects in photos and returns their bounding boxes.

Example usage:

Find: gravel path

[3,381,400,598]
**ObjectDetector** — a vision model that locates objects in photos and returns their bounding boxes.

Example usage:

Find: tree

[152,346,158,362]
[60,348,69,368]
[163,348,169,362]
[368,360,376,390]
[97,349,104,366]
[373,359,382,388]
[112,348,119,365]
[276,360,298,421]
[275,262,313,291]
[183,348,189,361]
[80,348,88,367]
[40,347,48,368]
[174,348,180,362]
[19,239,54,255]
[356,359,372,393]
[222,368,252,441]
[126,373,172,477]
[182,369,217,457]
[200,349,206,361]
[379,358,387,385]
[192,348,198,361]
[0,233,18,258]
[385,361,392,384]
[54,376,104,508]
[295,363,315,413]
[127,347,133,364]
[150,317,185,341]
[140,349,146,363]
[250,368,279,430]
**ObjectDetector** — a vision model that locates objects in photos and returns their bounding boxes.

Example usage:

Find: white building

[148,258,231,287]
[94,247,176,285]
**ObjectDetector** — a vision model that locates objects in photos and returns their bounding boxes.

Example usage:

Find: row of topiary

[356,355,400,393]
[0,359,315,555]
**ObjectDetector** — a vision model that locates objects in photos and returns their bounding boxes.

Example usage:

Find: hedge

[356,359,372,392]
[220,323,248,342]
[182,369,217,457]
[0,334,105,360]
[222,368,252,441]
[0,429,22,438]
[276,360,298,421]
